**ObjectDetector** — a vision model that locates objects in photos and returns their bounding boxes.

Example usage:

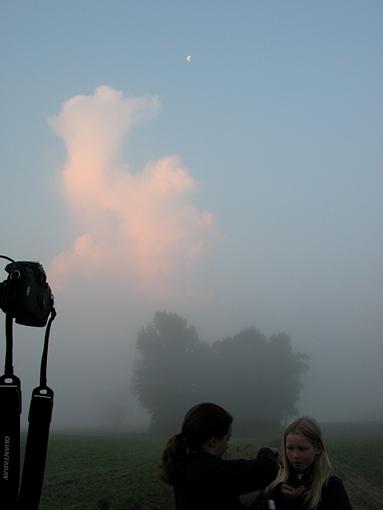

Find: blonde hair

[269,416,332,509]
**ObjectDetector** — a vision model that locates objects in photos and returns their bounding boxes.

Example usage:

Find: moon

[186,55,192,62]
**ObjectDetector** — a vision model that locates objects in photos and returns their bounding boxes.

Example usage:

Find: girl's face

[209,426,232,458]
[285,433,321,473]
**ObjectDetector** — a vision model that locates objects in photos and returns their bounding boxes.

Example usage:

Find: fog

[8,253,383,433]
[2,0,383,435]
[3,81,382,433]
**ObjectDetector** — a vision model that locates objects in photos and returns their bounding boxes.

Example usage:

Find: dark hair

[159,402,233,485]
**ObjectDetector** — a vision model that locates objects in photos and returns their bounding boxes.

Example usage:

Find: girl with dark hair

[160,402,278,510]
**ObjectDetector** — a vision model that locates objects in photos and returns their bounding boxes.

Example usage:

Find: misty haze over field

[10,251,383,432]
[1,3,382,433]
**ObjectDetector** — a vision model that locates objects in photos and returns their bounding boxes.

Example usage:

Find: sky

[1,0,382,430]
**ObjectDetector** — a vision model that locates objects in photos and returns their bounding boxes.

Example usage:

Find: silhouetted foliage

[132,311,211,432]
[132,312,309,433]
[211,329,308,433]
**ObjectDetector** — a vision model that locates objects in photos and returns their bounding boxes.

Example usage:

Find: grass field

[30,422,383,509]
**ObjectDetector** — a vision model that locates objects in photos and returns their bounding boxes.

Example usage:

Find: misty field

[33,422,383,510]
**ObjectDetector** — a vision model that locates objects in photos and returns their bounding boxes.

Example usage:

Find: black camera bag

[1,261,54,327]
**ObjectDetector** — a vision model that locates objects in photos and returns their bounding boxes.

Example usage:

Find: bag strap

[17,309,56,510]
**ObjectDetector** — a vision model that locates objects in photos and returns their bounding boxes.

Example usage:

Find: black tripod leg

[0,375,21,510]
[17,386,54,510]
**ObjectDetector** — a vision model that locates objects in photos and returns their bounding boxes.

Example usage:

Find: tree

[132,313,309,434]
[132,311,211,432]
[211,328,308,433]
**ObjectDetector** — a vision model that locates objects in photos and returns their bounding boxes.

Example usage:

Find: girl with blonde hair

[264,416,352,509]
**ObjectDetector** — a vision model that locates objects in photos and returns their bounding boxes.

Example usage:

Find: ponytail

[159,433,188,485]
[159,402,232,486]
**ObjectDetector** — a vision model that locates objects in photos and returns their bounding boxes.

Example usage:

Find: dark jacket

[173,447,278,510]
[268,472,352,510]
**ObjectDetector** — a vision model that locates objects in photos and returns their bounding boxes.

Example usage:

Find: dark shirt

[269,473,352,510]
[174,447,278,510]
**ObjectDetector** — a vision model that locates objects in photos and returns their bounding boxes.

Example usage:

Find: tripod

[0,255,56,510]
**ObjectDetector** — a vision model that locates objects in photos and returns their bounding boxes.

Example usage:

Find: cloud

[49,86,219,292]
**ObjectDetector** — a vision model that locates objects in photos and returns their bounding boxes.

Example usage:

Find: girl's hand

[266,447,282,466]
[280,484,305,499]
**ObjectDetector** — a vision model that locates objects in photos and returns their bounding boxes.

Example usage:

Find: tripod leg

[0,375,21,510]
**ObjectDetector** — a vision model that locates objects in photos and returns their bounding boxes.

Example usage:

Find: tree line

[132,311,309,434]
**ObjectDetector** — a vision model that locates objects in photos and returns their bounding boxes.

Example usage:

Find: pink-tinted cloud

[49,86,218,292]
